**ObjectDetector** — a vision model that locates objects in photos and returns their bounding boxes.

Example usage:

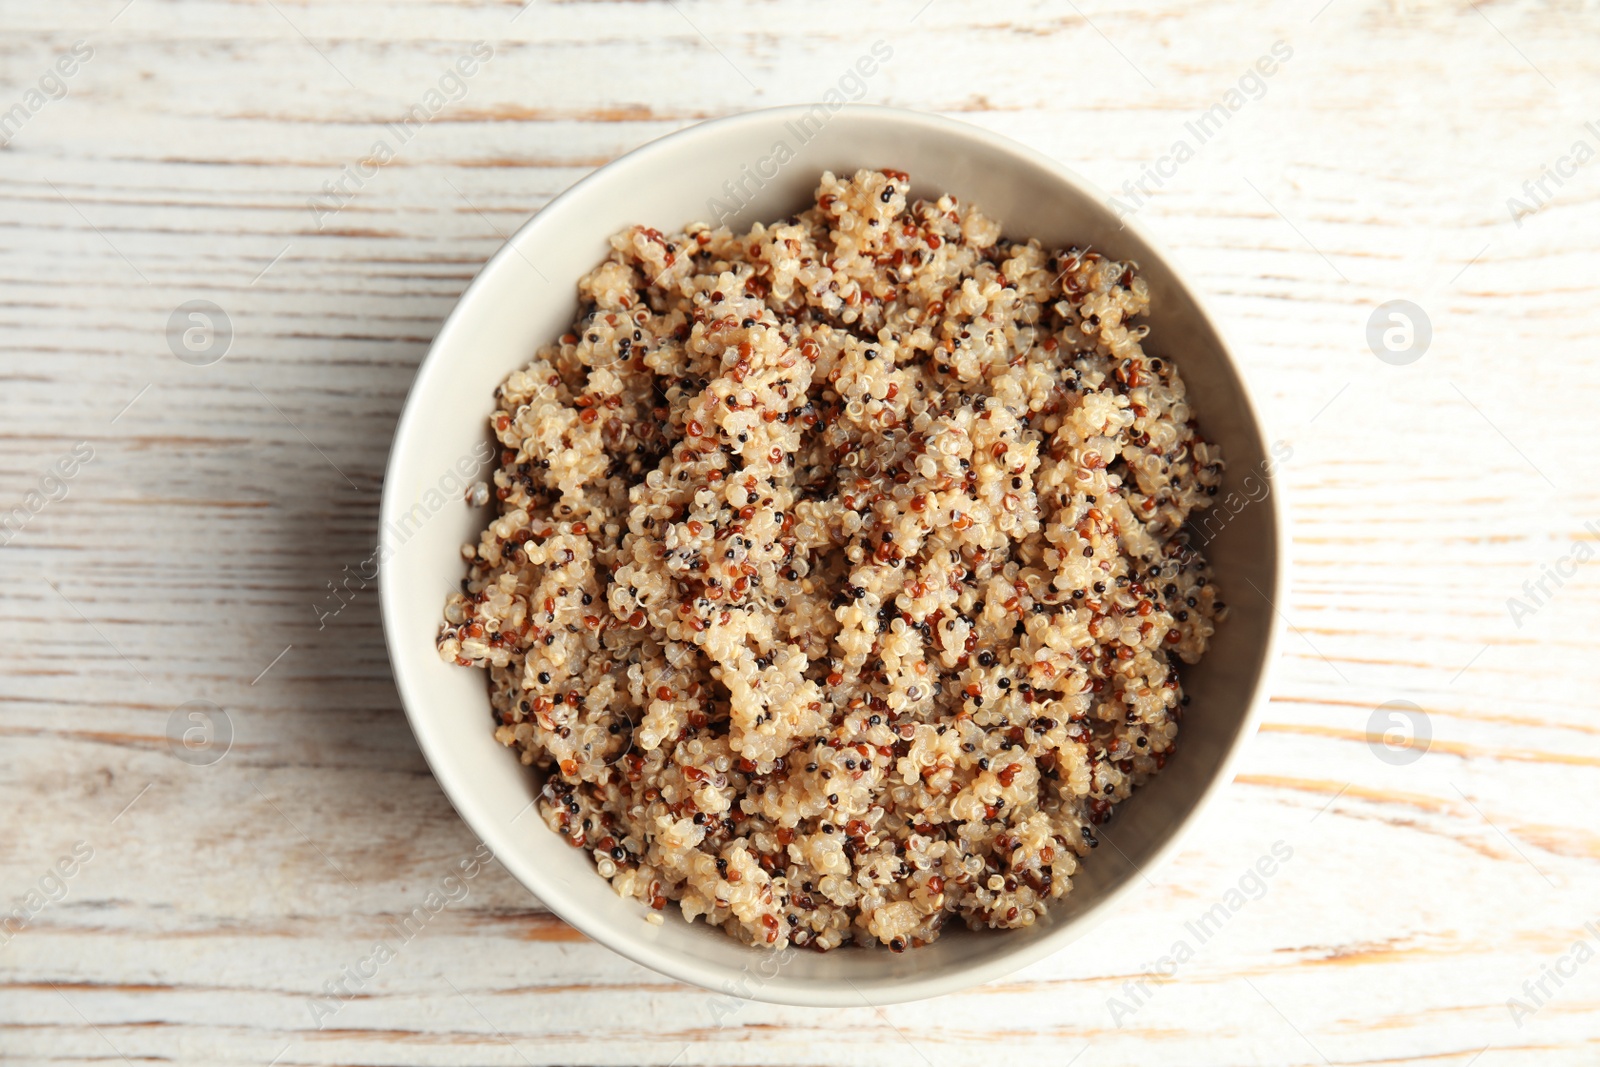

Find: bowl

[379,104,1284,1006]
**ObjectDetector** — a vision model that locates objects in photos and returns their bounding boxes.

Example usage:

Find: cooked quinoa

[438,169,1226,951]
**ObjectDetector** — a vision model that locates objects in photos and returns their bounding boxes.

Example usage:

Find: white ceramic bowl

[380,105,1284,1006]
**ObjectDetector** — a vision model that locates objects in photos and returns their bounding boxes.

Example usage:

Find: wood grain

[3,0,1600,1063]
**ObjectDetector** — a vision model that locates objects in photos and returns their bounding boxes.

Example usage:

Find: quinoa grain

[439,170,1224,951]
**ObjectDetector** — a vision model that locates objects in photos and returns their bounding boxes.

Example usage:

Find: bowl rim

[379,102,1287,1006]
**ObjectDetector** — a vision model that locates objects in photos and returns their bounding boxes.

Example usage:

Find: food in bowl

[436,168,1226,951]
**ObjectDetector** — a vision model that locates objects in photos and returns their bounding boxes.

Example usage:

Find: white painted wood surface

[3,0,1600,1063]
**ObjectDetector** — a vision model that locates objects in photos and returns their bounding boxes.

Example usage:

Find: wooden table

[4,1,1598,1063]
